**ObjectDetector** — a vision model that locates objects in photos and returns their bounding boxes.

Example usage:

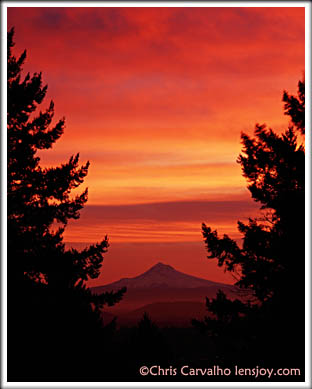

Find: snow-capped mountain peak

[92,262,231,291]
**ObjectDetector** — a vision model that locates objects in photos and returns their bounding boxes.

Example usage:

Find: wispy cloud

[64,197,259,243]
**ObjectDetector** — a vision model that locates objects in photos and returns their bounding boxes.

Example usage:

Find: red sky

[7,6,305,286]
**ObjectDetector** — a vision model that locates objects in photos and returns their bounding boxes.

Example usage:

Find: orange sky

[7,6,305,285]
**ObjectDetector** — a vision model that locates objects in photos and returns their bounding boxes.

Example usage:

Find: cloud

[78,198,258,223]
[8,7,304,76]
[7,7,303,284]
[63,197,260,243]
[8,7,304,210]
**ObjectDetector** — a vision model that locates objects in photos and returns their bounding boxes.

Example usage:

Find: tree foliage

[7,28,114,291]
[198,79,305,366]
[283,78,305,134]
[7,28,125,379]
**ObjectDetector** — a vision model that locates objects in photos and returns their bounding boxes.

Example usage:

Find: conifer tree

[7,28,125,379]
[8,28,110,290]
[196,80,305,367]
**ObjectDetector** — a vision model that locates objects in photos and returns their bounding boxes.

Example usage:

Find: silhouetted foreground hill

[92,263,242,326]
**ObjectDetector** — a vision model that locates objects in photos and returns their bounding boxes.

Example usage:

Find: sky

[7,6,305,286]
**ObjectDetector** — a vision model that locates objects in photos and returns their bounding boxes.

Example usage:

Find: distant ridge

[111,301,209,327]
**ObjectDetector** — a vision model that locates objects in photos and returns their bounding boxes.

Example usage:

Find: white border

[1,1,311,388]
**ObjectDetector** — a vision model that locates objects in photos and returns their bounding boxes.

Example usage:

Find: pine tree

[197,80,305,367]
[283,78,305,135]
[7,28,125,380]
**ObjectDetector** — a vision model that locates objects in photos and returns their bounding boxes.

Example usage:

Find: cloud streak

[64,198,259,243]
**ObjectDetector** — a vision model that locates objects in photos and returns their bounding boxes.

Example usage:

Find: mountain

[92,263,241,327]
[92,262,233,292]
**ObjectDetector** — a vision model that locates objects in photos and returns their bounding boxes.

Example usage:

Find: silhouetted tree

[7,28,125,380]
[137,312,158,336]
[134,313,170,368]
[283,78,305,134]
[198,79,305,368]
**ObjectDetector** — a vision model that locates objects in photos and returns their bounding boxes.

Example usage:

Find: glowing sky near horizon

[7,6,305,285]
